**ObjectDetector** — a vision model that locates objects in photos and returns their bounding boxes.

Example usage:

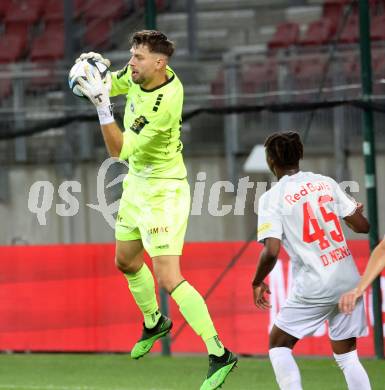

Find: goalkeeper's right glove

[76,51,111,68]
[77,64,114,125]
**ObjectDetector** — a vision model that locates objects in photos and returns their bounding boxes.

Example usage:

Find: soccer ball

[68,58,109,97]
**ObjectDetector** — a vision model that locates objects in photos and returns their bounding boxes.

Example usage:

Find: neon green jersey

[110,65,187,179]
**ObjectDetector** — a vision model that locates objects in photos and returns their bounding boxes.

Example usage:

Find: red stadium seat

[210,60,277,105]
[44,1,65,21]
[268,22,300,50]
[44,0,90,21]
[323,3,352,35]
[342,52,360,81]
[137,0,168,11]
[5,0,44,23]
[0,0,11,18]
[27,62,61,92]
[83,0,126,20]
[83,19,113,49]
[371,14,385,41]
[45,21,64,36]
[299,19,334,46]
[372,50,385,76]
[1,22,29,62]
[30,31,64,62]
[368,0,381,7]
[5,21,30,37]
[296,58,327,79]
[286,56,332,101]
[243,60,277,83]
[0,34,26,63]
[75,0,91,17]
[371,49,385,94]
[0,79,12,100]
[323,3,343,23]
[155,0,167,11]
[338,15,359,44]
[240,60,277,103]
[342,50,385,81]
[210,69,224,96]
[210,70,225,107]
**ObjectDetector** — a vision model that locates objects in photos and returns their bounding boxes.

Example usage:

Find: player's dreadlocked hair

[131,30,175,57]
[264,131,303,168]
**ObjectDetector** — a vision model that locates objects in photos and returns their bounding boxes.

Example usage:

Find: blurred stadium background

[0,0,384,389]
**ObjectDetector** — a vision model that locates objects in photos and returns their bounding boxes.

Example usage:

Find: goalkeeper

[76,30,237,390]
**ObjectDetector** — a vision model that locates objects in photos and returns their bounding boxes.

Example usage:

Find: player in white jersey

[252,132,371,390]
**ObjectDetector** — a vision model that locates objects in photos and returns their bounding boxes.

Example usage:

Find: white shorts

[275,297,368,341]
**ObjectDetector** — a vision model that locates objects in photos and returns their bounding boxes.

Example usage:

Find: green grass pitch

[0,353,383,389]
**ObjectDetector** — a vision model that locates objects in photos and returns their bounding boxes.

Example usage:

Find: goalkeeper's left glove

[77,64,114,125]
[76,51,111,68]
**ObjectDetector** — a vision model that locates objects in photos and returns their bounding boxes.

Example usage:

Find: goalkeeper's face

[129,44,166,86]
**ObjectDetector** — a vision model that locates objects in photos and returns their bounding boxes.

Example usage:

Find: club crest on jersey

[130,115,149,134]
[130,100,135,113]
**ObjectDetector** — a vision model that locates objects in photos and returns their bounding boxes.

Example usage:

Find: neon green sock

[171,281,224,355]
[205,335,225,357]
[125,263,160,329]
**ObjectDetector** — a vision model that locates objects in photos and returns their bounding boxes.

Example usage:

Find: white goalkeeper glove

[76,51,111,68]
[77,64,114,125]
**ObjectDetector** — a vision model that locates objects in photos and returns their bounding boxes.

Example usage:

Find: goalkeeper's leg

[153,255,237,390]
[116,239,161,330]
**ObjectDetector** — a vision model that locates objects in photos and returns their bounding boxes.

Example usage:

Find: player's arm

[253,194,283,309]
[332,180,370,233]
[77,64,124,158]
[339,237,385,314]
[99,122,123,158]
[343,202,370,233]
[252,237,281,309]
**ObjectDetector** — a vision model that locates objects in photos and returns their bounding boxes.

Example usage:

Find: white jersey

[257,171,360,305]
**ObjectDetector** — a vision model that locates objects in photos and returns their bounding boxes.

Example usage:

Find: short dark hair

[264,131,303,168]
[130,30,175,57]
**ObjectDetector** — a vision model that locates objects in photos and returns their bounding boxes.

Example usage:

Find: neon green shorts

[115,174,190,257]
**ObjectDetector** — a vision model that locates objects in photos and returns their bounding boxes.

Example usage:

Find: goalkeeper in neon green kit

[76,30,237,389]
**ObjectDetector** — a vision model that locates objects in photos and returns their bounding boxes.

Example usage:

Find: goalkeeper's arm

[100,122,123,158]
[77,64,125,158]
